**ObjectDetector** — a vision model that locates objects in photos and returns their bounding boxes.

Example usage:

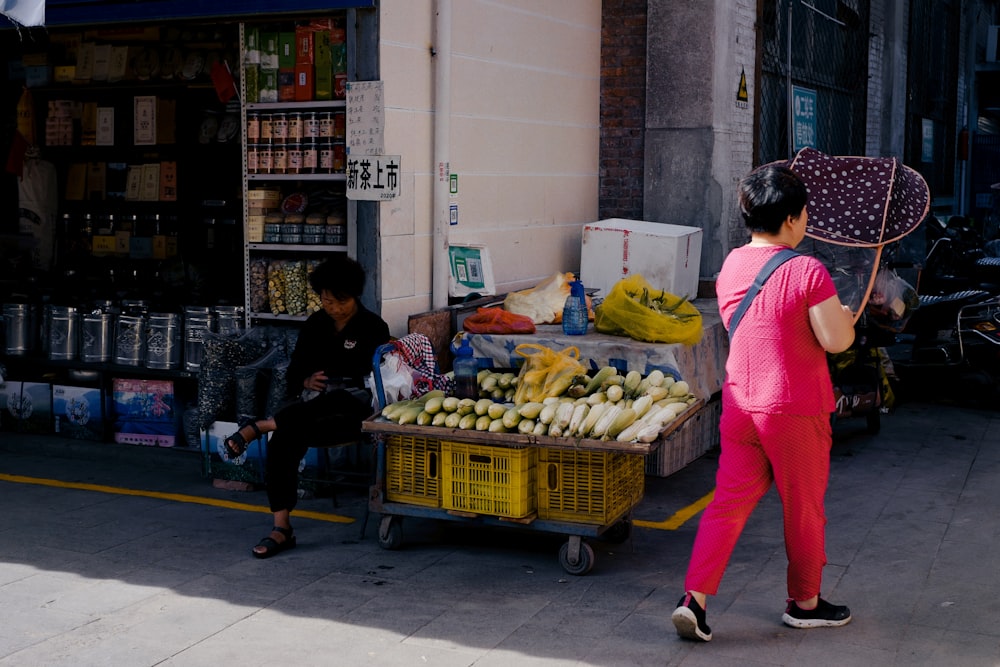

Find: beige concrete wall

[377,0,602,335]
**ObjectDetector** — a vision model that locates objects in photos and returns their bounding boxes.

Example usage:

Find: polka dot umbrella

[786,147,931,319]
[790,147,930,247]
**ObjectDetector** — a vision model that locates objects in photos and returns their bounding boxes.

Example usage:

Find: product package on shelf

[250,257,270,313]
[111,378,176,447]
[52,384,105,441]
[0,381,53,434]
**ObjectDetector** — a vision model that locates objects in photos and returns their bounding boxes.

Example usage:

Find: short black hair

[308,255,366,299]
[738,164,808,235]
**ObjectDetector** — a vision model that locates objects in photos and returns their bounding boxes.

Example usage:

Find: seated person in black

[223,255,391,558]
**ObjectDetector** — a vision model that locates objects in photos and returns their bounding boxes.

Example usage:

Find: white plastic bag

[374,351,416,407]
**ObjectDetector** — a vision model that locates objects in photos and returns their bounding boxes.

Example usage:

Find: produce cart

[364,343,703,575]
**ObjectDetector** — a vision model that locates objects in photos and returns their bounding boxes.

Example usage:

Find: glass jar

[287,112,303,143]
[246,112,260,142]
[271,112,288,144]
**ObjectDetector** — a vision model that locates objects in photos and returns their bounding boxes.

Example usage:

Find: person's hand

[305,371,329,392]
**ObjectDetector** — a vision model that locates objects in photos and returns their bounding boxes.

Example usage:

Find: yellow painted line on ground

[0,473,355,524]
[634,489,714,531]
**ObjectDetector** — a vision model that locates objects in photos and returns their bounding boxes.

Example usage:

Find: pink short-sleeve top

[717,245,839,415]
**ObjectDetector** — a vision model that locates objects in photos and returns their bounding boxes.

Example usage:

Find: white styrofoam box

[580,219,702,299]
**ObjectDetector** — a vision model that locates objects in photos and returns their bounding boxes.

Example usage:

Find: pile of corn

[379,367,697,444]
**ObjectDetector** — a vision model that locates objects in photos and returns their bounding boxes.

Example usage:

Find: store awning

[3,0,373,28]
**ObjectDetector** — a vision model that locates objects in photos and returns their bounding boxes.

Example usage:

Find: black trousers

[265,388,371,513]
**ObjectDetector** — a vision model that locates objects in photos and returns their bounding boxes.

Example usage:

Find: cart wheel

[866,409,881,435]
[558,539,595,576]
[602,519,632,544]
[377,515,403,550]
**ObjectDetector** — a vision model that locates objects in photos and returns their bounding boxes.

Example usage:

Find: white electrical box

[580,219,703,299]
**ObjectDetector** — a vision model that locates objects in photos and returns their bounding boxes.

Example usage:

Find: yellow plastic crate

[386,434,441,507]
[441,441,536,518]
[537,449,644,525]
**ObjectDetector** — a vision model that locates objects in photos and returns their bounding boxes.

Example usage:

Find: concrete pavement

[1,400,999,666]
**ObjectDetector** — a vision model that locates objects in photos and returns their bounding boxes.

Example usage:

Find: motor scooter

[876,218,1000,404]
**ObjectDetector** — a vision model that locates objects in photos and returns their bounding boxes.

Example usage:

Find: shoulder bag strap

[727,248,800,339]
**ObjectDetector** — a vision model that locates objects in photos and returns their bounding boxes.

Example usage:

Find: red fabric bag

[462,307,536,334]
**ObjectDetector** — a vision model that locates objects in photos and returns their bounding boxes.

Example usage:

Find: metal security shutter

[755,0,870,165]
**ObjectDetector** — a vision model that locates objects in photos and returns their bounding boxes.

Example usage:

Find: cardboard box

[278,32,296,69]
[260,32,279,70]
[24,65,52,87]
[52,385,105,441]
[294,64,313,101]
[259,68,279,103]
[111,378,176,447]
[243,26,260,65]
[313,30,332,101]
[278,69,296,102]
[1,381,53,434]
[295,25,314,65]
[580,219,703,299]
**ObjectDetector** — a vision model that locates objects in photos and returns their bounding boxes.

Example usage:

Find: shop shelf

[441,441,536,518]
[537,448,644,525]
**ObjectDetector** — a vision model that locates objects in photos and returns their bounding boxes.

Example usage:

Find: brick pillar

[600,0,647,220]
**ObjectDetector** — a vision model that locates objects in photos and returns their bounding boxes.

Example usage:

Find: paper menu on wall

[345,80,384,156]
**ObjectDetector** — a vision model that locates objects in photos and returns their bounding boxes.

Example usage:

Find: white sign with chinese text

[346,155,401,201]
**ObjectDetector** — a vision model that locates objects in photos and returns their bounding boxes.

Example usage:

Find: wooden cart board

[362,398,704,455]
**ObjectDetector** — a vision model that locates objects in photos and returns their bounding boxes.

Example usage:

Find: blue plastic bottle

[562,280,588,335]
[453,336,480,399]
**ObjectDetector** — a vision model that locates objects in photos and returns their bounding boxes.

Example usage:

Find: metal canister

[80,312,115,362]
[114,314,146,366]
[214,305,245,337]
[121,299,149,316]
[48,305,80,360]
[145,312,181,370]
[3,303,36,357]
[183,306,214,371]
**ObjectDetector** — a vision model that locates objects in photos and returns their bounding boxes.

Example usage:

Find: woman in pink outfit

[672,164,856,642]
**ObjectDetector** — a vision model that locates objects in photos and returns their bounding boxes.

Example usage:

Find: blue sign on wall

[792,86,817,152]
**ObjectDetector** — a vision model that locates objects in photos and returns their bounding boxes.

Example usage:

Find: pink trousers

[683,405,832,601]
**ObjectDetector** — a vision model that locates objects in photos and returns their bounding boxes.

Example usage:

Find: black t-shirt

[286,304,391,393]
